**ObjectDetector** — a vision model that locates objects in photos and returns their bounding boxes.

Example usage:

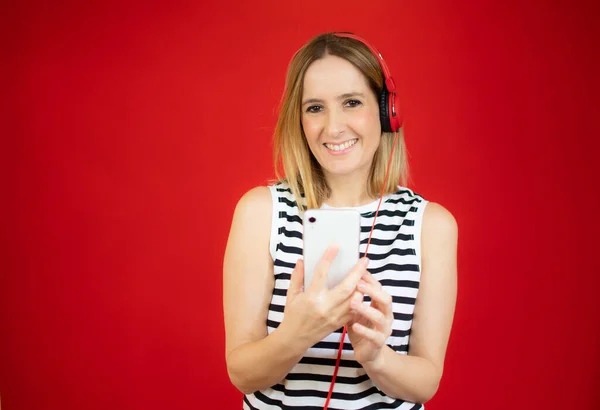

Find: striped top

[243,182,429,410]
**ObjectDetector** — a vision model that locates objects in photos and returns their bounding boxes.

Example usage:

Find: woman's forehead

[302,55,370,98]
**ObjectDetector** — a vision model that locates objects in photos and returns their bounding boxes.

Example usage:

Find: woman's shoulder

[420,199,458,254]
[391,186,457,231]
[423,202,457,232]
[234,185,272,215]
[232,181,294,218]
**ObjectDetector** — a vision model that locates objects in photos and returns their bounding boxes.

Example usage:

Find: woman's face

[301,54,381,180]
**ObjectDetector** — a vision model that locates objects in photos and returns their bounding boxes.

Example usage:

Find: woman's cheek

[352,110,378,133]
[302,119,322,141]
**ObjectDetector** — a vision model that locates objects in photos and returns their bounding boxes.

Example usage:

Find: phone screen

[302,209,361,290]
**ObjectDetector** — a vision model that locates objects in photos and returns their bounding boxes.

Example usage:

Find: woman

[223,32,458,409]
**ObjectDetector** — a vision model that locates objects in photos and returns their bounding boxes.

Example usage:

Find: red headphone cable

[322,131,399,410]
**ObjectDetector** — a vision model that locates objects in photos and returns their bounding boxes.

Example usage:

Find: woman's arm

[350,202,458,404]
[223,187,305,394]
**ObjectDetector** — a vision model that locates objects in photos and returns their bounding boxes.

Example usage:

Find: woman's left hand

[347,271,394,366]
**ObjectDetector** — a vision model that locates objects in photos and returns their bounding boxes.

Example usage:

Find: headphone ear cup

[379,87,392,133]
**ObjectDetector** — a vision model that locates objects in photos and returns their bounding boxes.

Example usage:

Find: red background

[2,1,599,409]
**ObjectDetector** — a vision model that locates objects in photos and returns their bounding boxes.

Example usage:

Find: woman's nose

[324,107,346,138]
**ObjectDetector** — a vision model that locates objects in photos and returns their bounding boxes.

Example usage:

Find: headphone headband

[332,32,396,92]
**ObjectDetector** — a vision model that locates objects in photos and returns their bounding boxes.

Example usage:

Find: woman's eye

[345,99,362,107]
[306,105,323,113]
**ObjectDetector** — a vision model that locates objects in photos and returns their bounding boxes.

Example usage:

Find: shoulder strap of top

[267,184,281,261]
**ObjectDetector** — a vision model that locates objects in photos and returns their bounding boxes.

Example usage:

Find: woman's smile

[323,138,359,155]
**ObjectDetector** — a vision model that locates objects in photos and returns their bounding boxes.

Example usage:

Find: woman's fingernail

[361,258,370,267]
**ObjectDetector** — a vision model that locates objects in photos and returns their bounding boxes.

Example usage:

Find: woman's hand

[281,246,369,350]
[347,270,394,366]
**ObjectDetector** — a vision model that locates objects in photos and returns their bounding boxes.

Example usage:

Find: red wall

[2,1,599,409]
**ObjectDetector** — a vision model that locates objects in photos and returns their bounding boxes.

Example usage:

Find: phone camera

[308,216,316,223]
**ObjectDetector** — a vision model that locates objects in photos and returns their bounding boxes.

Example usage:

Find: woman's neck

[323,172,375,208]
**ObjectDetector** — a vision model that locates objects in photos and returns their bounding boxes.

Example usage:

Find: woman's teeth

[324,139,358,151]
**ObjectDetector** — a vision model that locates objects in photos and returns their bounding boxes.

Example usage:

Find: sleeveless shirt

[243,182,429,410]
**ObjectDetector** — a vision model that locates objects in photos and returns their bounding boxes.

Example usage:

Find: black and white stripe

[244,182,428,410]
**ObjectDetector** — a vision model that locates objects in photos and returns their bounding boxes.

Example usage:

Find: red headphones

[332,32,403,133]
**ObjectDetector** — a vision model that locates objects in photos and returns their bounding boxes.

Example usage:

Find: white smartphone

[302,209,361,290]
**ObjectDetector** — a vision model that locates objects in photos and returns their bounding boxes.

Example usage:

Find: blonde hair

[273,33,409,211]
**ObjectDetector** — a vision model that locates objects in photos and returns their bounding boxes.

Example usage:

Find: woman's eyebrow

[302,97,324,106]
[302,92,366,106]
[338,92,365,99]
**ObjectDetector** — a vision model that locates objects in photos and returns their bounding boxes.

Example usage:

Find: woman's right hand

[281,246,369,349]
